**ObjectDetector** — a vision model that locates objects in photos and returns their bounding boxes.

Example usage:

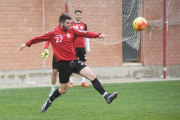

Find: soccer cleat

[81,82,89,87]
[69,83,73,87]
[49,89,55,97]
[105,92,118,104]
[41,99,52,113]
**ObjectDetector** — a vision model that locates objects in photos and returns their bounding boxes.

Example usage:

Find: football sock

[103,92,109,99]
[70,77,73,83]
[49,88,61,102]
[81,77,85,83]
[91,78,106,95]
[51,85,55,90]
[103,92,108,98]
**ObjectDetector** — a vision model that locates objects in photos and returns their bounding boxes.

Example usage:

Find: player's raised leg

[79,66,118,104]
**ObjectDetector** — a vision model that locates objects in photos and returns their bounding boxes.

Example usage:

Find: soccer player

[20,13,118,113]
[44,10,90,91]
[69,10,90,87]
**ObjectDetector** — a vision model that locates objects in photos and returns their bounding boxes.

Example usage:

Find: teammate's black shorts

[75,47,86,62]
[52,54,58,69]
[57,59,86,83]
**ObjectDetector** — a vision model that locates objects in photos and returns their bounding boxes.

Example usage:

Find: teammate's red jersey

[71,21,87,48]
[26,25,100,62]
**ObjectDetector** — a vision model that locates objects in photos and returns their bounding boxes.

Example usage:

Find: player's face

[75,12,82,22]
[63,19,71,31]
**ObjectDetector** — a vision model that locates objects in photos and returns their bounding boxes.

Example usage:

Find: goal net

[148,0,180,30]
[65,0,143,50]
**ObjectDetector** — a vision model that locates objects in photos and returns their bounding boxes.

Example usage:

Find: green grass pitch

[0,80,180,120]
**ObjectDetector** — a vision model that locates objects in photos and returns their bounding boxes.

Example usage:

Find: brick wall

[141,0,180,65]
[0,0,65,70]
[0,0,122,70]
[0,0,179,71]
[86,43,122,67]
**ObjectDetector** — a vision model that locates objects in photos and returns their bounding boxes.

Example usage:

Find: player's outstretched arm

[20,27,56,51]
[72,28,101,38]
[20,43,27,51]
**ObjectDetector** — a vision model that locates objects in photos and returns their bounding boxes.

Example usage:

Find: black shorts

[52,54,58,69]
[75,47,87,62]
[57,59,86,83]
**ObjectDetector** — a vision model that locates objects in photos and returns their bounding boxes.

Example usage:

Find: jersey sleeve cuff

[26,42,31,47]
[98,33,101,38]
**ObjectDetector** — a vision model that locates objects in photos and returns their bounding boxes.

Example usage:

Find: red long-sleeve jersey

[26,25,100,62]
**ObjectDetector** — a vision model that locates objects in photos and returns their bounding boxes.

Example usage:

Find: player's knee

[61,91,67,94]
[53,69,58,73]
[52,69,58,75]
[59,88,67,94]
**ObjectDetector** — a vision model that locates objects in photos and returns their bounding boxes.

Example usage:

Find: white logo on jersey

[80,26,83,29]
[78,61,85,65]
[76,25,78,29]
[55,35,63,43]
[77,29,87,33]
[67,33,70,38]
[73,25,79,29]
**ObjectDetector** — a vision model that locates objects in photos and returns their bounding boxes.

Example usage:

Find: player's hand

[99,34,105,39]
[41,49,49,59]
[20,44,27,51]
[86,50,90,55]
[44,49,48,52]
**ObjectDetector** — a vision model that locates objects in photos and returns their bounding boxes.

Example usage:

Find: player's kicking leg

[79,66,118,104]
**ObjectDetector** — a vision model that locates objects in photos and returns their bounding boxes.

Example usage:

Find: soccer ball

[133,17,147,31]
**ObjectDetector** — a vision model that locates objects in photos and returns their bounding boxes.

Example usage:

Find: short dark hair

[75,10,82,14]
[59,13,72,23]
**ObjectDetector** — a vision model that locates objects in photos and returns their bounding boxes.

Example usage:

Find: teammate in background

[69,10,90,87]
[43,41,58,97]
[20,13,118,113]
